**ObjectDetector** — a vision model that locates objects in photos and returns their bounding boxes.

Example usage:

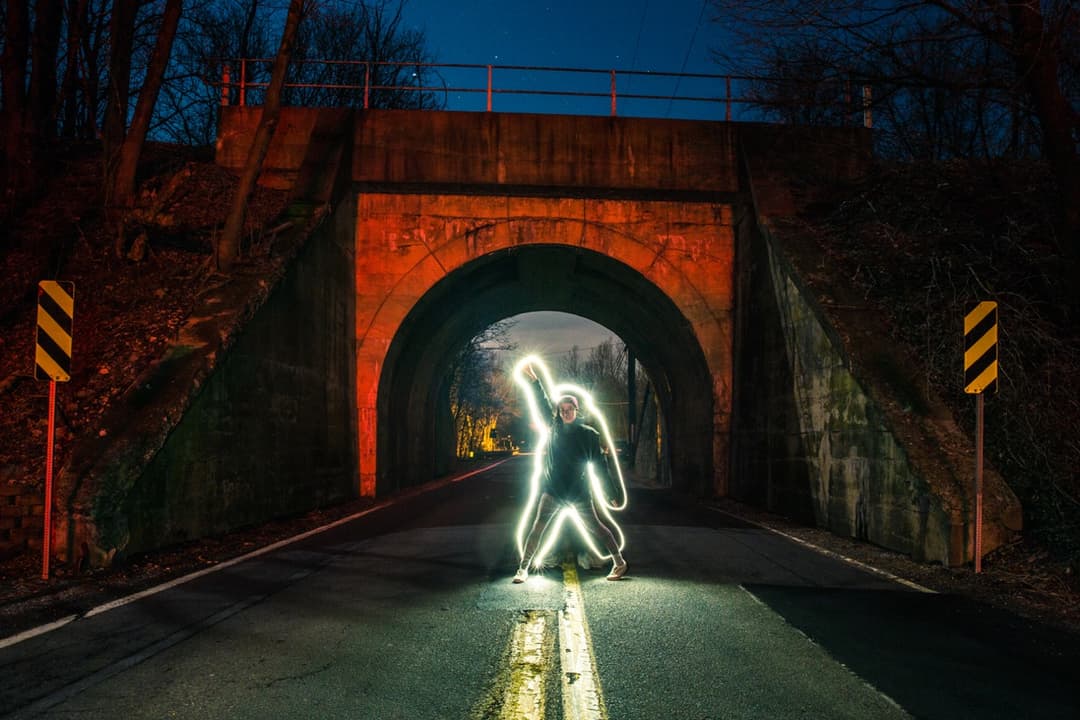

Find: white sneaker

[512,567,529,584]
[606,558,627,581]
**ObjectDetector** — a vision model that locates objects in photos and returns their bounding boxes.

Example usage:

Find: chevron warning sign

[35,280,75,382]
[964,301,997,395]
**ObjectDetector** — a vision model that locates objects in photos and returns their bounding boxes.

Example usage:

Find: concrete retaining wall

[121,205,358,553]
[53,200,358,566]
[731,216,1021,565]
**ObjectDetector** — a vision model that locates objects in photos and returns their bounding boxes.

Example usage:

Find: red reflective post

[725,76,731,121]
[974,392,984,573]
[610,70,617,116]
[486,65,493,112]
[42,379,56,580]
[364,62,370,109]
[221,64,231,106]
[239,58,247,107]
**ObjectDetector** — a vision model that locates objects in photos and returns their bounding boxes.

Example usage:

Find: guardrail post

[610,70,617,116]
[221,63,230,106]
[487,65,493,111]
[239,58,247,107]
[863,85,872,128]
[364,62,370,109]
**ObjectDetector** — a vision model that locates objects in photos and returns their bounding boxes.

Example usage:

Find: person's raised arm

[521,361,554,418]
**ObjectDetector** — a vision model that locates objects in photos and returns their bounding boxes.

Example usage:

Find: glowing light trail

[512,355,628,570]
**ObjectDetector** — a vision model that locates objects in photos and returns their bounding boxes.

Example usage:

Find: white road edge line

[0,458,514,650]
[559,562,607,720]
[707,506,935,594]
[738,588,913,718]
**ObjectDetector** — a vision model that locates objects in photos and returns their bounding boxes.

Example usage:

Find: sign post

[34,280,75,580]
[963,300,998,573]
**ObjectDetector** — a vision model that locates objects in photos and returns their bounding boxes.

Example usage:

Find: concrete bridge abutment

[48,106,1019,569]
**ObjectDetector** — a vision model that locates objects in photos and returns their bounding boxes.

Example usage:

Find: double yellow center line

[477,563,609,720]
[557,563,608,719]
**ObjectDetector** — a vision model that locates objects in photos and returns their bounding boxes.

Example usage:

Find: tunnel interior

[378,244,714,497]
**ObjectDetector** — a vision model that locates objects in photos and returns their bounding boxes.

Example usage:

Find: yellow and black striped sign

[35,281,75,382]
[964,301,997,394]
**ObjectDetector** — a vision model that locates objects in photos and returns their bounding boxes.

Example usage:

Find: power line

[626,0,650,94]
[665,0,708,118]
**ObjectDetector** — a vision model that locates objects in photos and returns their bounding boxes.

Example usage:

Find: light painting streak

[513,355,628,569]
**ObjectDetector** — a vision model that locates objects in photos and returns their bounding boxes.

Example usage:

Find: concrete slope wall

[732,127,1022,564]
[54,200,359,567]
[734,216,1019,565]
[733,220,963,562]
[122,203,358,554]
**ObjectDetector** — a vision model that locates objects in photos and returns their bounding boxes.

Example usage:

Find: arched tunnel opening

[486,310,668,486]
[377,245,714,498]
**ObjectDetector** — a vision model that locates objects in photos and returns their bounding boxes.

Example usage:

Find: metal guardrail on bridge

[216,59,873,127]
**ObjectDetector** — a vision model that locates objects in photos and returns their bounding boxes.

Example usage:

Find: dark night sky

[404,1,731,354]
[405,0,733,120]
[407,0,722,72]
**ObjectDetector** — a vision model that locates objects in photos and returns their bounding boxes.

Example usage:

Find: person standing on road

[512,360,627,583]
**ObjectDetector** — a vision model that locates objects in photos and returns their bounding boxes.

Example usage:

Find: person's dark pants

[520,492,620,568]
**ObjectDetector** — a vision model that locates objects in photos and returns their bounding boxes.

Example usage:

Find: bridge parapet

[217,107,871,198]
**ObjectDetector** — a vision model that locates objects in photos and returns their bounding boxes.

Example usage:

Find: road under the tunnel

[2,457,1077,719]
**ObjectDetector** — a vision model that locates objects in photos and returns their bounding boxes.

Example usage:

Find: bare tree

[215,0,306,272]
[27,0,64,151]
[3,0,96,215]
[555,338,629,438]
[153,0,442,147]
[101,0,137,206]
[152,0,275,146]
[59,0,90,137]
[56,0,109,140]
[1002,1,1079,245]
[288,0,442,109]
[447,321,516,459]
[709,0,1079,259]
[112,0,182,208]
[556,346,583,380]
[2,0,30,200]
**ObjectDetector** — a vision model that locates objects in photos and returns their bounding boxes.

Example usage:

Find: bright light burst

[512,355,628,568]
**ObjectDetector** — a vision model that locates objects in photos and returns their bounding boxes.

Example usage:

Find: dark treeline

[0,0,441,258]
[709,0,1079,264]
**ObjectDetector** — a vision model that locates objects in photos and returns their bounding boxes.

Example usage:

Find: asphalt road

[1,456,1077,719]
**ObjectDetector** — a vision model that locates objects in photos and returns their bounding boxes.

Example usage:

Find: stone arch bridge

[54,107,1020,569]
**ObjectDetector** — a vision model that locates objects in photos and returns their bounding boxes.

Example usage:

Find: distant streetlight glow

[512,355,628,570]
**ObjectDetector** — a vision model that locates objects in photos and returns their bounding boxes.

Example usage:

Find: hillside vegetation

[798,159,1079,564]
